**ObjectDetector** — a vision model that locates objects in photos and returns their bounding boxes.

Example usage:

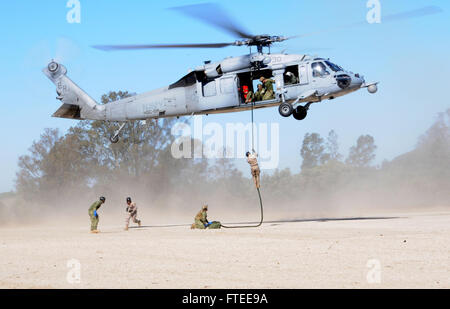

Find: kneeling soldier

[191,204,221,229]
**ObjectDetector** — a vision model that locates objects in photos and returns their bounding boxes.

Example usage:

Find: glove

[94,210,98,217]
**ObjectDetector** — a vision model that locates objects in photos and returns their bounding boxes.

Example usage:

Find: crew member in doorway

[285,71,298,85]
[243,85,254,104]
[259,76,275,100]
[254,84,265,102]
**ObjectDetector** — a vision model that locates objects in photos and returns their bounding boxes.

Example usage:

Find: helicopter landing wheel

[278,103,293,117]
[293,106,308,120]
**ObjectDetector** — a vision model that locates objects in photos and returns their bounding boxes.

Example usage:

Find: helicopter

[43,3,441,143]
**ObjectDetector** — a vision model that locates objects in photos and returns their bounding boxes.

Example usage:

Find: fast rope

[251,100,255,152]
[221,188,263,228]
[251,69,255,152]
[221,98,264,228]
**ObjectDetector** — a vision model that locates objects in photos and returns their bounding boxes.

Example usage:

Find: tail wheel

[293,106,308,120]
[110,135,119,144]
[278,103,293,117]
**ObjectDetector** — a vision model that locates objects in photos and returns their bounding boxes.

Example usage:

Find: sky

[0,0,449,192]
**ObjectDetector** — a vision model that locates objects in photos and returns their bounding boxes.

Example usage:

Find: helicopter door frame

[299,64,309,85]
[219,76,236,95]
[220,75,239,108]
[236,71,254,105]
[197,75,239,110]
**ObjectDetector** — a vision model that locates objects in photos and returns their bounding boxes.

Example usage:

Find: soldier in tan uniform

[124,197,141,231]
[191,204,209,229]
[246,151,260,189]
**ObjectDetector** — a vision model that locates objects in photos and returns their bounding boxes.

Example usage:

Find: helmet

[246,151,250,157]
[126,197,132,203]
[99,196,106,202]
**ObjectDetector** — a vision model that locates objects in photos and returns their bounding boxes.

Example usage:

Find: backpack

[207,221,221,229]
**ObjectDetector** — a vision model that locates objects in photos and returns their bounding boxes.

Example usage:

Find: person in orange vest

[243,85,254,104]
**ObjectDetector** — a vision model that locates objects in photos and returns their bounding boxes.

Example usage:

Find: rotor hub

[235,35,287,48]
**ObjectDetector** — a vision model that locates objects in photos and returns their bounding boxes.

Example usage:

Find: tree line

[2,91,449,222]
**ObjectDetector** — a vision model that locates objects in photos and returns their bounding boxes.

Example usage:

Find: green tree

[15,128,91,203]
[300,133,327,170]
[74,91,180,186]
[15,91,184,203]
[210,147,242,180]
[326,130,342,161]
[417,108,450,162]
[16,128,60,200]
[346,135,377,167]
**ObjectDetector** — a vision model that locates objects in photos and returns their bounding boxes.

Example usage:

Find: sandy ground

[0,211,449,289]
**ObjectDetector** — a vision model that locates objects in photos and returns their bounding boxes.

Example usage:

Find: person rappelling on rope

[246,151,260,189]
[219,102,264,229]
[220,152,263,229]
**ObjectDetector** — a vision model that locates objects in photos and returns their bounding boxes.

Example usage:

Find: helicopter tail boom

[43,61,106,120]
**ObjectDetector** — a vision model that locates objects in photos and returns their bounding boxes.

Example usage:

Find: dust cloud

[1,109,448,228]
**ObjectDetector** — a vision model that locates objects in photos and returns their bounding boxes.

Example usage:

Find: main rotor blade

[92,43,235,51]
[169,3,254,39]
[290,5,443,40]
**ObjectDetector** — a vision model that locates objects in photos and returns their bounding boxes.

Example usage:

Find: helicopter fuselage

[43,52,377,122]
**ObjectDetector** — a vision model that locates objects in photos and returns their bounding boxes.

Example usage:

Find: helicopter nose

[336,74,352,89]
[351,73,364,88]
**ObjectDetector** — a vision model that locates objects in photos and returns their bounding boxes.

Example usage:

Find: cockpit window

[311,62,330,77]
[325,61,343,72]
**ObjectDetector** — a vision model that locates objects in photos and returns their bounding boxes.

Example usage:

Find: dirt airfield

[0,209,449,289]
